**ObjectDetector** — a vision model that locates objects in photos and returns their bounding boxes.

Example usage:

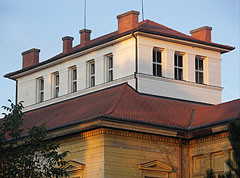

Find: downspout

[15,80,18,104]
[179,138,182,178]
[131,31,138,91]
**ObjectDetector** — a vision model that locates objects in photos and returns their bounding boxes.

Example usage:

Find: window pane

[174,68,177,79]
[178,55,183,67]
[199,59,203,71]
[178,69,183,80]
[73,69,77,80]
[56,87,59,98]
[56,74,59,86]
[174,54,177,66]
[153,50,156,62]
[90,63,95,75]
[199,72,203,84]
[153,64,156,76]
[157,64,161,77]
[195,58,198,70]
[40,79,44,90]
[40,92,44,102]
[109,70,113,81]
[196,71,199,83]
[157,51,161,63]
[109,57,113,69]
[73,81,77,92]
[91,76,95,87]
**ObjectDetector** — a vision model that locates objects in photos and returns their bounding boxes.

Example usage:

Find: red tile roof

[16,84,239,136]
[5,19,234,79]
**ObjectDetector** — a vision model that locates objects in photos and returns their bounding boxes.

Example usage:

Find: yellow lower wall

[57,128,232,178]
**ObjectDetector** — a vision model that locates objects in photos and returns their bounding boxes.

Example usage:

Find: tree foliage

[226,117,240,177]
[205,116,240,178]
[0,100,69,178]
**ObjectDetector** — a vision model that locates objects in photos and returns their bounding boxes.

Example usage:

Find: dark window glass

[195,58,198,70]
[157,51,161,63]
[91,76,95,87]
[195,72,199,83]
[178,69,183,80]
[109,70,113,81]
[199,59,203,71]
[153,50,156,62]
[73,81,77,92]
[56,74,59,86]
[195,57,204,84]
[153,64,156,76]
[199,72,203,84]
[40,79,44,90]
[175,68,177,79]
[174,53,183,80]
[40,92,44,102]
[90,63,95,75]
[109,57,113,69]
[153,49,162,77]
[73,69,77,80]
[178,55,183,67]
[56,87,59,97]
[157,64,161,76]
[174,54,177,66]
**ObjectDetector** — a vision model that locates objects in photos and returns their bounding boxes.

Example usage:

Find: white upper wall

[17,38,136,110]
[17,33,224,111]
[137,36,222,104]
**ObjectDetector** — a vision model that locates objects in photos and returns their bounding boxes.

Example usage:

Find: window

[106,55,113,82]
[174,53,183,80]
[53,72,59,98]
[153,49,162,77]
[195,56,204,84]
[70,66,77,93]
[88,60,95,87]
[37,77,44,103]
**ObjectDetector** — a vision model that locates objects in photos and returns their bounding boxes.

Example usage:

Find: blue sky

[0,0,239,115]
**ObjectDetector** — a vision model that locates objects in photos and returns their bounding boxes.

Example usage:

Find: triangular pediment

[138,160,172,172]
[62,160,85,172]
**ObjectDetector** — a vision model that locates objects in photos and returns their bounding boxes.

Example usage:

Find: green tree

[205,116,240,178]
[225,117,240,177]
[0,100,69,178]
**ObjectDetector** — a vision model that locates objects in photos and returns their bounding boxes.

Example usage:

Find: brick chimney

[62,36,74,53]
[117,10,139,34]
[79,29,91,47]
[22,48,40,69]
[190,26,212,42]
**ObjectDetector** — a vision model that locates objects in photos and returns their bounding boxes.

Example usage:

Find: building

[4,10,239,178]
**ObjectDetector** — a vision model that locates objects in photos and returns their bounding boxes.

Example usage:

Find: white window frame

[195,56,204,84]
[87,60,95,88]
[105,54,113,82]
[52,72,59,98]
[153,48,162,77]
[69,66,77,93]
[174,52,183,80]
[37,77,44,103]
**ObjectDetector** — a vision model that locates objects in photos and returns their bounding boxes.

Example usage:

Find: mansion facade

[5,10,239,178]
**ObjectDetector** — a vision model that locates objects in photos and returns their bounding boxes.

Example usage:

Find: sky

[0,0,239,115]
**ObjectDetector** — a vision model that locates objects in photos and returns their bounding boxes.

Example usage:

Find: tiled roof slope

[18,84,239,136]
[191,99,240,128]
[5,20,234,79]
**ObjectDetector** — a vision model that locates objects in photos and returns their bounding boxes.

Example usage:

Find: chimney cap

[62,36,74,41]
[22,48,40,56]
[190,26,212,34]
[79,29,92,33]
[117,10,140,19]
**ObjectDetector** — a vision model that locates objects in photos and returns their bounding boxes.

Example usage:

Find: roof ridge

[145,19,192,38]
[105,84,128,115]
